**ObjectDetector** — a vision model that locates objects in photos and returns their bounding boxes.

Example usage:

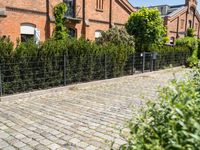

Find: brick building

[0,0,136,44]
[151,0,200,44]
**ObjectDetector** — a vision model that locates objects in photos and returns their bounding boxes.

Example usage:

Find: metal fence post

[142,52,145,73]
[150,53,153,72]
[63,54,67,86]
[0,66,2,97]
[132,54,135,74]
[104,54,107,79]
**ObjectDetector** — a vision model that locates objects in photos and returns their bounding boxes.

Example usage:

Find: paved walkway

[0,67,189,150]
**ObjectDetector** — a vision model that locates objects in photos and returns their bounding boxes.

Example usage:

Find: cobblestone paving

[0,67,189,150]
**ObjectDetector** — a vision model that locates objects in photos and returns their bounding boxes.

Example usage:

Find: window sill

[96,9,103,12]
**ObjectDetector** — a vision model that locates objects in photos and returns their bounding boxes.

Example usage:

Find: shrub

[96,27,135,47]
[0,36,14,62]
[186,28,195,37]
[176,37,199,67]
[120,69,200,150]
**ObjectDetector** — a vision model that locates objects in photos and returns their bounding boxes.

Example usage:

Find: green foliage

[121,69,200,150]
[176,37,199,67]
[0,37,134,94]
[187,28,195,37]
[53,3,68,40]
[126,7,166,52]
[0,36,14,62]
[148,45,190,69]
[162,37,169,44]
[96,27,135,47]
[197,39,200,59]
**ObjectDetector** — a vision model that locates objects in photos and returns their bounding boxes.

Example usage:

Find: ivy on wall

[53,3,68,40]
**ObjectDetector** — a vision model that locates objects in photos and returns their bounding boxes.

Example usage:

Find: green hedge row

[149,45,191,69]
[176,37,199,67]
[0,37,134,94]
[0,37,191,95]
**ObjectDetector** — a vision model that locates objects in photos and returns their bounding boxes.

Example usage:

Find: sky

[129,0,200,11]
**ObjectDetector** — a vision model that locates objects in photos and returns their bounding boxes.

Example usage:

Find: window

[68,28,77,37]
[189,20,192,28]
[20,23,35,42]
[190,7,195,16]
[180,19,185,29]
[20,23,40,43]
[64,0,75,17]
[170,37,175,45]
[96,0,104,11]
[95,30,102,40]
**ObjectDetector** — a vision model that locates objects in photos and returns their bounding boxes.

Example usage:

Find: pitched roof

[117,0,137,13]
[149,4,187,17]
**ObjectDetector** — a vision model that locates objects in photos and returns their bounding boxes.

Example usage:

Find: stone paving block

[114,138,127,145]
[55,139,67,145]
[0,125,9,130]
[47,143,61,150]
[0,131,10,139]
[35,144,49,150]
[85,145,98,150]
[0,140,9,148]
[39,139,53,146]
[2,146,16,150]
[15,133,26,139]
[76,141,89,148]
[19,145,33,150]
[27,140,39,147]
[69,138,80,145]
[20,137,32,144]
[12,140,26,148]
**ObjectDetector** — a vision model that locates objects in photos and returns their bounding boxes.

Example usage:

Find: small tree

[53,3,68,40]
[126,7,166,52]
[96,27,135,47]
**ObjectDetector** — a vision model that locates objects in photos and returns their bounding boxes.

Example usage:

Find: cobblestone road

[0,67,189,150]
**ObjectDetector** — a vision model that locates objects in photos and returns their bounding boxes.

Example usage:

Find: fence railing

[0,51,190,96]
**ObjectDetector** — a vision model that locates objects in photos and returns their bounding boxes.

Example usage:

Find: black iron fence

[0,51,190,96]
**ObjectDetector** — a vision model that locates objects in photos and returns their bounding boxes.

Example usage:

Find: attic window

[96,0,104,11]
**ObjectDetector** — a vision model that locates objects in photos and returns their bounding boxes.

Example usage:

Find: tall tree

[126,7,166,52]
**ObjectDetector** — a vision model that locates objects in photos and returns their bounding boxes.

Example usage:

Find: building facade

[0,0,136,44]
[152,0,200,44]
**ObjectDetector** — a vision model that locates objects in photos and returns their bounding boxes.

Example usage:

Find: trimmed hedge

[176,37,199,67]
[0,36,192,95]
[149,45,190,69]
[0,37,134,94]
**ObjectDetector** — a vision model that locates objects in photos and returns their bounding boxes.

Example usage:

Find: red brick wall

[0,11,47,44]
[165,0,200,41]
[0,0,134,43]
[72,0,132,40]
[166,11,200,41]
[1,0,46,12]
[112,1,131,24]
